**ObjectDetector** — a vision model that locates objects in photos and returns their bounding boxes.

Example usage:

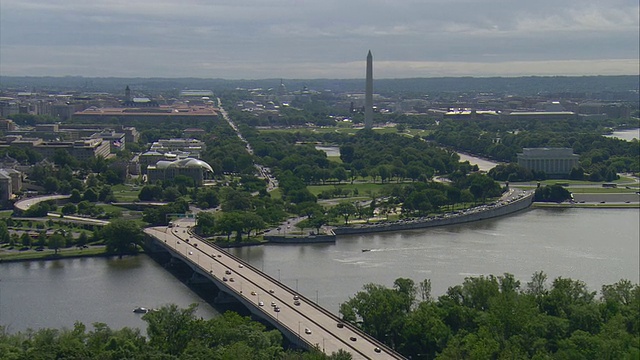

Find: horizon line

[1,74,638,81]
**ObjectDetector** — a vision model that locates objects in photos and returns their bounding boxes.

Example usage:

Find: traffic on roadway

[144,218,404,360]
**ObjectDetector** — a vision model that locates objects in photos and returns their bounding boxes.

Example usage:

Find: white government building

[517,148,580,177]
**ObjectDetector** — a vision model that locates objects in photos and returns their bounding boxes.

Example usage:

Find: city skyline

[0,0,638,79]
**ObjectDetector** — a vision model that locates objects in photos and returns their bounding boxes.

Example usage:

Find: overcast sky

[1,0,638,79]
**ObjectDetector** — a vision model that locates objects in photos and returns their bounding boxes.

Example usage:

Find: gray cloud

[1,0,638,78]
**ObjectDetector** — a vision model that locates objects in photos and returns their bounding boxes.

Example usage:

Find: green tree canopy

[102,219,143,257]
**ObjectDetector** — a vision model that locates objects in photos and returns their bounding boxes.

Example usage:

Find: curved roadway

[144,218,405,360]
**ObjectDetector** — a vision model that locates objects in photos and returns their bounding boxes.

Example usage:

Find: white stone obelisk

[364,50,373,130]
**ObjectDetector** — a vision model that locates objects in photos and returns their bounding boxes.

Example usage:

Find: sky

[1,0,638,79]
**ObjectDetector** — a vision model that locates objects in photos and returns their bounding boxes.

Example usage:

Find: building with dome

[146,157,213,186]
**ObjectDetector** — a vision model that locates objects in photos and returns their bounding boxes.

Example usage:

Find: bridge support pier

[214,291,237,304]
[187,271,210,284]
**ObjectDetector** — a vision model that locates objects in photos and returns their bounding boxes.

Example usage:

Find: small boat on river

[133,307,150,313]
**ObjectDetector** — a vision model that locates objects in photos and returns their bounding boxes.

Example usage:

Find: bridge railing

[186,228,405,359]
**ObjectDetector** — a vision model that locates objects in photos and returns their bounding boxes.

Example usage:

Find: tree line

[0,305,353,360]
[430,118,640,179]
[340,273,639,359]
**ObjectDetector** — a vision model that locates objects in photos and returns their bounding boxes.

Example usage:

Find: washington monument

[364,50,373,130]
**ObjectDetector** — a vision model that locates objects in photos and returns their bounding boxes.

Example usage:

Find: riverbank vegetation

[0,217,146,261]
[340,273,639,359]
[0,304,352,360]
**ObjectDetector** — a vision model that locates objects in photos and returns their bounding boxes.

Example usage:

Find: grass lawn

[114,190,142,202]
[327,156,342,163]
[307,182,396,197]
[0,245,109,261]
[564,187,640,194]
[259,126,404,136]
[268,188,282,199]
[97,203,132,213]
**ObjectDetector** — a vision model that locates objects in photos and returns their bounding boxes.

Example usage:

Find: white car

[304,328,311,334]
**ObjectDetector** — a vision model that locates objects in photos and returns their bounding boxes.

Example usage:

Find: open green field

[112,184,142,202]
[97,203,132,213]
[566,187,640,194]
[258,126,403,136]
[0,245,109,261]
[268,188,282,200]
[307,182,395,197]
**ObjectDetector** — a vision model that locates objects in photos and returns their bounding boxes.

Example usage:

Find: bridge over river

[144,218,405,360]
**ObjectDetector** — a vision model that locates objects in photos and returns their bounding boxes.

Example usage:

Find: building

[0,168,22,209]
[503,111,578,121]
[138,151,165,174]
[0,118,17,133]
[1,136,111,162]
[149,138,206,158]
[90,130,126,152]
[146,158,213,186]
[517,148,580,177]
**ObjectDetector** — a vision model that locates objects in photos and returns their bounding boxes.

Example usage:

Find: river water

[605,128,640,142]
[232,208,639,314]
[0,256,217,333]
[1,209,638,333]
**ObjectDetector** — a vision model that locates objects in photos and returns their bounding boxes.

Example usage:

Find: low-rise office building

[0,168,22,209]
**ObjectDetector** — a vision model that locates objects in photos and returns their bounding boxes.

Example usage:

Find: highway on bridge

[144,218,405,360]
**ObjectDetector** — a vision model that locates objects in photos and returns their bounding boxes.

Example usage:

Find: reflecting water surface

[232,208,639,314]
[0,256,217,333]
[1,208,637,332]
[605,128,640,141]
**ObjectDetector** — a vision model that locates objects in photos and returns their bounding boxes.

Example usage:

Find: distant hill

[1,75,638,98]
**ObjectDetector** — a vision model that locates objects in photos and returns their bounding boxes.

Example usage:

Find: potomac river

[1,208,638,333]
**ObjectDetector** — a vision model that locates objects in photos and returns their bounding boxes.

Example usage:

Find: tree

[102,219,143,257]
[83,188,98,202]
[48,233,65,254]
[332,166,348,184]
[331,202,357,225]
[0,221,9,244]
[220,188,252,212]
[534,184,572,202]
[69,189,82,203]
[241,212,265,239]
[20,232,32,248]
[77,232,89,248]
[196,188,219,209]
[139,185,163,201]
[307,214,329,234]
[61,203,77,216]
[37,231,47,248]
[98,186,115,202]
[196,212,216,236]
[43,176,60,194]
[216,212,244,241]
[142,303,198,356]
[340,282,412,346]
[9,233,17,247]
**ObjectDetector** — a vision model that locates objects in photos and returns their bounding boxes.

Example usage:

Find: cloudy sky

[1,0,638,79]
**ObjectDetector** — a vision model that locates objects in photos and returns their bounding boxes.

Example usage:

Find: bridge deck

[144,218,405,360]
